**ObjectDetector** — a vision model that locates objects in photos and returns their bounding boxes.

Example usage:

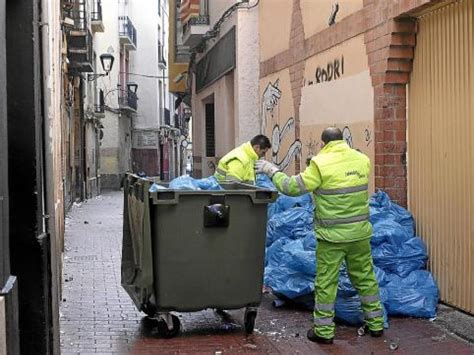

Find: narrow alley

[59,191,474,354]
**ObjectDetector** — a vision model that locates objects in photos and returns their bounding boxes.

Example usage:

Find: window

[205,103,215,157]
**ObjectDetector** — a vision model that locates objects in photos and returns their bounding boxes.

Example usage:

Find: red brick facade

[260,0,437,206]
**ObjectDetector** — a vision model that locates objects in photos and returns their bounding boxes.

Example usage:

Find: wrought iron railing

[183,15,210,35]
[91,0,102,22]
[118,16,137,48]
[119,90,138,111]
[69,0,87,31]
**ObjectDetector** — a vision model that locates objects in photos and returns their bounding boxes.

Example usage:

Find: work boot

[307,329,334,344]
[358,325,383,337]
[369,329,384,337]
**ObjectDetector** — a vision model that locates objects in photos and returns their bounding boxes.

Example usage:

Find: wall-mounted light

[100,53,115,74]
[88,53,115,81]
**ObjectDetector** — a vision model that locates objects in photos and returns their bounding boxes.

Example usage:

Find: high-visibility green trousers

[313,238,384,339]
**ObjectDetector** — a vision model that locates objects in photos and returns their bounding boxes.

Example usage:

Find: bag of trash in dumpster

[256,173,276,190]
[149,183,168,192]
[384,270,438,318]
[169,175,223,190]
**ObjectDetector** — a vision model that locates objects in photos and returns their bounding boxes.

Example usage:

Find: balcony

[158,43,167,69]
[119,90,138,112]
[182,15,210,49]
[119,16,137,50]
[67,1,94,73]
[91,0,104,33]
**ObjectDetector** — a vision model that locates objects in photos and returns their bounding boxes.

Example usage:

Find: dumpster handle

[248,190,278,204]
[151,191,180,204]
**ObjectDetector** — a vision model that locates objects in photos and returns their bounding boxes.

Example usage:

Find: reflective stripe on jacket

[214,142,258,184]
[272,140,372,243]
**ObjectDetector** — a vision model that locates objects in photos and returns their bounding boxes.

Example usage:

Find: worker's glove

[255,159,280,178]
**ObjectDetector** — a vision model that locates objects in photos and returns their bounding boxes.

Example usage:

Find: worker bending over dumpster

[215,135,271,184]
[255,127,384,344]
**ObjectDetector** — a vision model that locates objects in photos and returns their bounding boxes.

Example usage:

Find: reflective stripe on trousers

[313,317,334,326]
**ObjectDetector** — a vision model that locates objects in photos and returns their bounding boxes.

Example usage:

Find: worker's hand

[255,159,280,178]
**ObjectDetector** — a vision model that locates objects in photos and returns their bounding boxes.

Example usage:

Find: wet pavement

[60,191,474,354]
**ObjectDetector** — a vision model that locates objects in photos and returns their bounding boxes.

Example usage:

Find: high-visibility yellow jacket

[214,142,258,184]
[272,140,372,243]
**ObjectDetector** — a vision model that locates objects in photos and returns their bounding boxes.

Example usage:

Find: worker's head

[251,135,272,158]
[321,127,343,146]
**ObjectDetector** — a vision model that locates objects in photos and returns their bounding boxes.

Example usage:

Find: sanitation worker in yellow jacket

[256,127,384,344]
[214,135,271,184]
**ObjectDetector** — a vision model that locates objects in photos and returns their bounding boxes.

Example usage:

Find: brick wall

[260,0,437,206]
[365,18,417,207]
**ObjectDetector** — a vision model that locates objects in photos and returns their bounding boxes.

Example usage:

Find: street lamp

[100,53,114,73]
[88,53,115,81]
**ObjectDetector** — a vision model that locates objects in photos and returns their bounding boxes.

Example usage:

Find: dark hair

[321,127,343,144]
[251,135,271,149]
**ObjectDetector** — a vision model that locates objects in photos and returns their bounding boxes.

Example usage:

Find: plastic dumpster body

[121,174,277,337]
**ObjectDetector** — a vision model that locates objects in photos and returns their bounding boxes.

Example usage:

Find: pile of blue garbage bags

[151,174,439,326]
[257,174,439,327]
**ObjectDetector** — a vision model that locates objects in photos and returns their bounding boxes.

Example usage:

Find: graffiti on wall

[307,56,345,86]
[272,117,302,171]
[261,79,282,134]
[304,125,373,161]
[261,78,302,172]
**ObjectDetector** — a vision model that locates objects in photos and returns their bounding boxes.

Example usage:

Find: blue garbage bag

[371,220,412,247]
[169,175,223,190]
[370,190,415,236]
[384,270,438,318]
[335,264,389,328]
[264,266,315,300]
[256,173,276,190]
[256,174,313,219]
[266,207,313,247]
[335,292,389,328]
[372,237,427,277]
[149,183,168,192]
[265,233,316,299]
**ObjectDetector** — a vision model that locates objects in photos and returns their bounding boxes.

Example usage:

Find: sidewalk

[60,191,474,354]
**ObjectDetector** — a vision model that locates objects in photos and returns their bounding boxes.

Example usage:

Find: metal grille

[408,0,474,314]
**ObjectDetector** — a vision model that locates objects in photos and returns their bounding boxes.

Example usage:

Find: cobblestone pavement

[60,191,474,354]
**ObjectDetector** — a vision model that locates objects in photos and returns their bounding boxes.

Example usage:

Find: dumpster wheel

[244,308,257,334]
[157,314,181,338]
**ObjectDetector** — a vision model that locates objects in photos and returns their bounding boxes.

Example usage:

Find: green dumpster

[121,174,277,337]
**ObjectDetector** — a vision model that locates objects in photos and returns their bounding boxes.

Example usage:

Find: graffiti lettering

[315,56,344,84]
